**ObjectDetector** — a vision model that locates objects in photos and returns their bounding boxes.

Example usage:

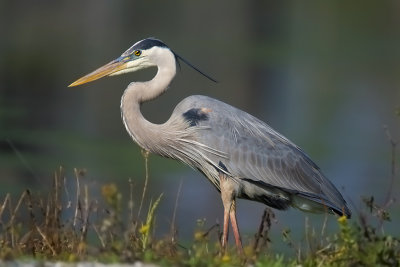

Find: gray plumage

[69,37,351,252]
[172,95,350,216]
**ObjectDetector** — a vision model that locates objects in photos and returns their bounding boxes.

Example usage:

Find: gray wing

[174,95,351,217]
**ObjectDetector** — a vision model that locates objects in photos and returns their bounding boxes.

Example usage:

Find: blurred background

[1,0,399,252]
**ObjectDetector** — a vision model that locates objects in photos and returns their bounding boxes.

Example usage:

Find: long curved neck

[120,54,177,152]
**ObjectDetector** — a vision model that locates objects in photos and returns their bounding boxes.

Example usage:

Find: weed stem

[138,149,150,219]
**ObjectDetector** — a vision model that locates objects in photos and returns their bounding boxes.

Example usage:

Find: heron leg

[220,173,231,252]
[230,199,244,254]
[222,202,230,250]
[219,172,243,254]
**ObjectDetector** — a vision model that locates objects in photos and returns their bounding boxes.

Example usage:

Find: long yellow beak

[68,59,128,87]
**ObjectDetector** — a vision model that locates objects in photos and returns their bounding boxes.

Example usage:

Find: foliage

[0,166,398,266]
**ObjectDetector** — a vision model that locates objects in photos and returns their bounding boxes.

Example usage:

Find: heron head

[69,38,172,87]
[69,37,216,87]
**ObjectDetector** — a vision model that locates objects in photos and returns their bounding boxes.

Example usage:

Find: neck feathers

[131,48,176,103]
[120,48,176,150]
[139,65,176,102]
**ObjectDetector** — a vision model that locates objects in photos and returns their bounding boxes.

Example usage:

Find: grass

[0,140,399,266]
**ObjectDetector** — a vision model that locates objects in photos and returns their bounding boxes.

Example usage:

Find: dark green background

[1,1,399,249]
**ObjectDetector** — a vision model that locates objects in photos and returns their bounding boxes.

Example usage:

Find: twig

[202,223,220,238]
[262,209,274,247]
[25,190,35,224]
[73,168,81,227]
[138,149,150,219]
[253,208,274,255]
[253,208,267,252]
[53,167,63,229]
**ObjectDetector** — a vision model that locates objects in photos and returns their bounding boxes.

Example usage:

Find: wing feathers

[173,95,351,217]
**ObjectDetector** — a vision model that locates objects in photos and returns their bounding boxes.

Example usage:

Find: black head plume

[172,51,218,83]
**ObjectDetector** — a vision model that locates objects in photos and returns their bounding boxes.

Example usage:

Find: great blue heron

[69,38,351,253]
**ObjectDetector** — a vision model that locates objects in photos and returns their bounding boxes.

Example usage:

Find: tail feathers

[240,178,351,218]
[292,192,351,218]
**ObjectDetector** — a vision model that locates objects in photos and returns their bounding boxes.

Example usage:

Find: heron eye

[134,50,141,56]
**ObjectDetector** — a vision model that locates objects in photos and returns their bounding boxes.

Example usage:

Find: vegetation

[0,138,399,266]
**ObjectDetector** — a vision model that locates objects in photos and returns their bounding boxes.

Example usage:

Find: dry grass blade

[64,175,72,209]
[35,225,56,256]
[92,224,106,249]
[138,149,150,219]
[80,185,89,242]
[170,178,183,243]
[0,193,10,222]
[8,191,28,248]
[320,213,328,248]
[8,190,27,227]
